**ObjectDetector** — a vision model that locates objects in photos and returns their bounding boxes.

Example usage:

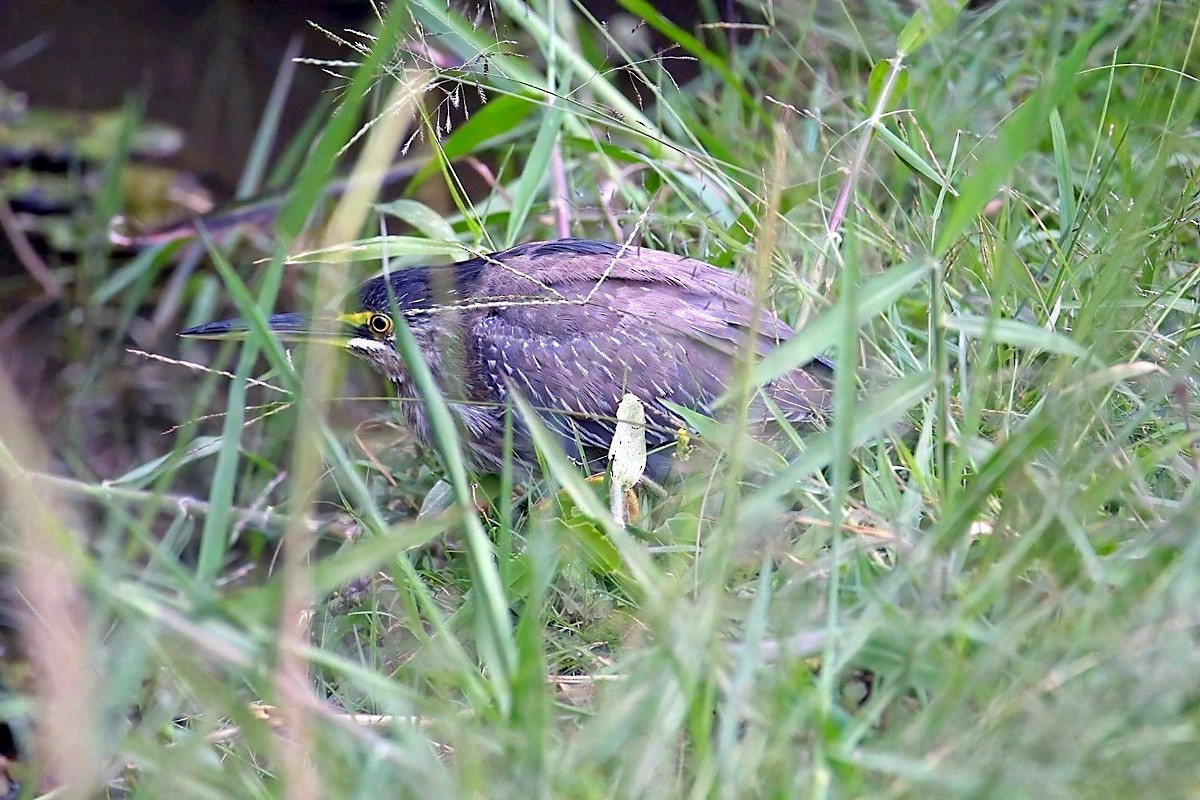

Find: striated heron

[181,238,833,479]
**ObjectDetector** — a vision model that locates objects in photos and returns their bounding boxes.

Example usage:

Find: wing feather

[466,240,831,458]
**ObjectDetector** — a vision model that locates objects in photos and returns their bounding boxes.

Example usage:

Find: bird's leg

[589,471,639,525]
[527,471,639,525]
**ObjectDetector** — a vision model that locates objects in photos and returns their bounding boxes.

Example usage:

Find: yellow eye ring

[368,313,394,336]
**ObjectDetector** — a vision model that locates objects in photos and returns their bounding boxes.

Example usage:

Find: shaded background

[0,0,720,190]
[0,1,375,192]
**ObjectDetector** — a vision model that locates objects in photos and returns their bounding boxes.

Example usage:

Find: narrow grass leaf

[617,0,761,117]
[504,105,564,247]
[276,12,403,238]
[283,236,465,265]
[943,313,1089,358]
[112,435,223,488]
[375,199,460,242]
[896,0,966,56]
[237,35,301,199]
[310,513,460,597]
[874,121,955,194]
[664,401,789,471]
[200,232,295,387]
[932,14,1112,256]
[1050,107,1076,232]
[204,254,487,704]
[510,392,663,595]
[935,404,1058,548]
[93,242,177,305]
[753,259,931,386]
[195,232,291,585]
[742,372,935,520]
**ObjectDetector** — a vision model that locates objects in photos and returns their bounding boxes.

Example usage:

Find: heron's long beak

[179,312,353,345]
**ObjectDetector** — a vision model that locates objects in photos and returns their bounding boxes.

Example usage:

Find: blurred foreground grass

[3,0,1200,797]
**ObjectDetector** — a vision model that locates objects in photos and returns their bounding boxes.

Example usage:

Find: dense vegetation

[2,0,1199,797]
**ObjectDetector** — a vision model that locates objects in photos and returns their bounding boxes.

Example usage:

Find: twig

[817,56,907,270]
[599,163,650,239]
[0,294,55,343]
[109,160,428,248]
[550,143,571,238]
[232,470,290,539]
[23,470,318,534]
[126,348,292,395]
[353,419,398,486]
[0,201,60,297]
[464,156,508,202]
[790,514,904,544]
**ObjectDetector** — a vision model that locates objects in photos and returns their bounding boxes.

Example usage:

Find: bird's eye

[368,313,394,336]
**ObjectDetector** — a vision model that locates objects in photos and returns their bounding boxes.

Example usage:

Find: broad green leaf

[897,0,966,56]
[867,59,910,112]
[559,505,623,574]
[408,93,539,190]
[375,199,459,243]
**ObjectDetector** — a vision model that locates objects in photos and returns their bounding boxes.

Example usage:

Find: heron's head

[179,270,457,385]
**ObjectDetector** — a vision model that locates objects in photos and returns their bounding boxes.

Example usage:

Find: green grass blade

[504,105,564,247]
[753,258,931,386]
[932,11,1115,257]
